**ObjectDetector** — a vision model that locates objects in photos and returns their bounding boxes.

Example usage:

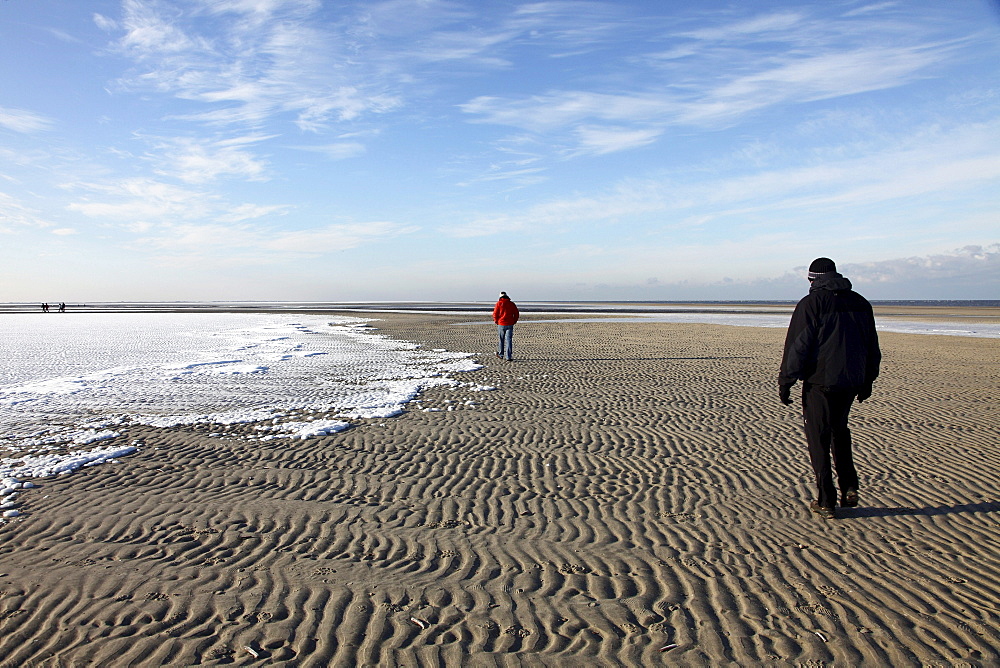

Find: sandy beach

[1,312,998,666]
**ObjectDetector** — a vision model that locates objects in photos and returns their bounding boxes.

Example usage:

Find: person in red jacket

[492,291,520,361]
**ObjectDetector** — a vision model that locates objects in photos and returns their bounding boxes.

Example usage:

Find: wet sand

[1,312,998,666]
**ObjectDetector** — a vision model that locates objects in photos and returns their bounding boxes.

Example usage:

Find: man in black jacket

[779,258,881,520]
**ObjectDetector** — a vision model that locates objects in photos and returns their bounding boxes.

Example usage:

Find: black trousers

[801,384,859,508]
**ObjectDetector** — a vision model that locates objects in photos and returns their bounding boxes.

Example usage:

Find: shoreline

[1,313,998,665]
[3,299,999,314]
[2,301,999,337]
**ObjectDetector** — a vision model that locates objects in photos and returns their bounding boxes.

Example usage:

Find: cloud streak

[67,178,217,222]
[0,107,53,134]
[132,219,417,264]
[461,15,965,158]
[0,191,50,233]
[449,117,1000,238]
[99,0,403,133]
[150,135,273,183]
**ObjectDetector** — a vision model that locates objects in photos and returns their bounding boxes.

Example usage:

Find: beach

[1,311,998,666]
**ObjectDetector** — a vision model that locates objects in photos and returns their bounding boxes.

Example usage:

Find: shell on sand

[0,312,998,666]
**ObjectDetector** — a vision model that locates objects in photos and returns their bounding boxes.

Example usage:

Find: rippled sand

[1,312,997,666]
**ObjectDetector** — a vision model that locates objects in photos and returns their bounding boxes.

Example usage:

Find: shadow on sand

[846,501,1000,518]
[509,356,753,362]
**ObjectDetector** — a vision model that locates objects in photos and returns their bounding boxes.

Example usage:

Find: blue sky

[2,0,999,302]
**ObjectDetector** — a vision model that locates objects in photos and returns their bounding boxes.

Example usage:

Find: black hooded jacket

[779,273,881,391]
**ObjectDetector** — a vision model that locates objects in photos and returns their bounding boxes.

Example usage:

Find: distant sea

[4,300,996,340]
[2,300,998,313]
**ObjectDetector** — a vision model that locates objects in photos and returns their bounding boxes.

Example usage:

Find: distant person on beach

[41,303,49,312]
[58,302,66,312]
[778,257,881,520]
[492,291,520,361]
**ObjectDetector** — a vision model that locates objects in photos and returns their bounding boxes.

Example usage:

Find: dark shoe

[842,489,859,507]
[810,500,837,520]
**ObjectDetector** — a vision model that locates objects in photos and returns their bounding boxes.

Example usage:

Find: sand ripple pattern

[1,316,998,666]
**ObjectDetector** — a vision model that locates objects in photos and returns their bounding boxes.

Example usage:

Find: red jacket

[493,297,519,326]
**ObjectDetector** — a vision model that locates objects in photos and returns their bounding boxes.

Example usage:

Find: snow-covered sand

[0,313,483,494]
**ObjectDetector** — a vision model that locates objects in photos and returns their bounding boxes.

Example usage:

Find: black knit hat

[808,257,836,279]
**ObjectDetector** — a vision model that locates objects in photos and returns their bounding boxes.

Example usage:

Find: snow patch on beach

[2,444,138,479]
[0,313,482,517]
[256,419,352,440]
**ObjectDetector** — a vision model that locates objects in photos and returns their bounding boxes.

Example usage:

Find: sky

[1,0,999,302]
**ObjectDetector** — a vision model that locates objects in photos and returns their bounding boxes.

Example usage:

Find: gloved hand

[857,383,873,403]
[779,383,794,405]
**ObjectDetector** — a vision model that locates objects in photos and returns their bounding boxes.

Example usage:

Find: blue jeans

[497,325,514,360]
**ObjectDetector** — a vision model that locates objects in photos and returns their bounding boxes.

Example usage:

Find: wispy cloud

[449,117,1000,237]
[150,135,272,183]
[112,0,203,56]
[63,173,413,261]
[67,178,216,221]
[262,221,417,252]
[466,43,951,131]
[572,125,662,155]
[0,107,53,133]
[843,3,902,19]
[353,0,625,65]
[292,142,367,160]
[449,178,666,237]
[133,219,417,261]
[215,203,289,223]
[459,4,970,163]
[677,46,949,125]
[678,10,807,41]
[93,0,637,173]
[65,176,292,230]
[0,191,51,232]
[461,91,674,133]
[100,0,402,132]
[457,165,547,188]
